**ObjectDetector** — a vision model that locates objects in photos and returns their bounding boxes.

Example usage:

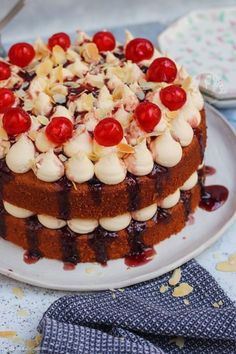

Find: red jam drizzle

[199,185,229,212]
[204,165,216,176]
[23,251,40,264]
[63,262,76,271]
[125,247,156,267]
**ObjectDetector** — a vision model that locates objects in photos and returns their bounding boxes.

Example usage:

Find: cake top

[0,30,204,185]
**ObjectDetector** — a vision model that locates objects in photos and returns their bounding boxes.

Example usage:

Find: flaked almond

[77,93,95,112]
[82,43,100,63]
[169,267,181,286]
[216,253,236,272]
[71,180,78,191]
[166,110,179,119]
[112,86,124,101]
[0,331,17,338]
[52,45,67,65]
[181,76,192,91]
[85,267,95,274]
[34,37,50,60]
[216,261,236,272]
[0,127,8,140]
[12,287,24,299]
[159,284,169,294]
[229,253,236,265]
[28,130,37,142]
[117,143,135,154]
[183,299,190,305]
[58,154,67,162]
[37,115,49,126]
[172,282,193,297]
[17,308,29,317]
[36,58,53,77]
[23,100,34,112]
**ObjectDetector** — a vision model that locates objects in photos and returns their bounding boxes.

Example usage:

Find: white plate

[158,7,236,103]
[0,104,235,291]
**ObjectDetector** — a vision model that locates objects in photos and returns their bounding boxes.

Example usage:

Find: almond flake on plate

[172,282,193,297]
[168,267,181,286]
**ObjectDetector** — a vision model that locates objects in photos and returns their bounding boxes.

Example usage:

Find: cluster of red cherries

[0,31,187,148]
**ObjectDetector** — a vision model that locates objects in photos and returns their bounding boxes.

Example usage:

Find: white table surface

[0,1,236,352]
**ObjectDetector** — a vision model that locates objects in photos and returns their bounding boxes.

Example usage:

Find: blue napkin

[38,260,236,353]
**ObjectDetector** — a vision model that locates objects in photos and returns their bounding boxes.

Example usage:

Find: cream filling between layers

[3,170,198,233]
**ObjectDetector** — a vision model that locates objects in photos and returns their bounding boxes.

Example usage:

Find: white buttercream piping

[6,134,35,173]
[3,200,34,218]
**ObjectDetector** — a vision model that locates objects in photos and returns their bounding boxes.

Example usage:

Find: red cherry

[134,101,161,132]
[94,118,123,147]
[147,57,177,83]
[125,38,154,63]
[93,31,116,52]
[3,107,31,135]
[160,85,187,111]
[8,42,35,67]
[48,32,71,51]
[0,88,15,114]
[46,117,73,145]
[0,62,11,81]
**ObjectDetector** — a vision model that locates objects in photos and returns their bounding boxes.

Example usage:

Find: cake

[0,30,206,266]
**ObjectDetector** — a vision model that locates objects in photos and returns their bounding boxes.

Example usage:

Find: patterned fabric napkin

[38,260,236,353]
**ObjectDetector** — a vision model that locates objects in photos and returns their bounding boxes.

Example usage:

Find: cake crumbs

[168,267,181,286]
[172,283,193,297]
[12,287,24,299]
[169,336,185,349]
[216,252,236,272]
[159,284,169,294]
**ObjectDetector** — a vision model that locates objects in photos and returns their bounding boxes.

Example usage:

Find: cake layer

[0,184,200,264]
[0,111,206,219]
[2,171,198,233]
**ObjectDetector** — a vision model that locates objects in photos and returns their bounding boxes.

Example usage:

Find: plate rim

[0,104,236,291]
